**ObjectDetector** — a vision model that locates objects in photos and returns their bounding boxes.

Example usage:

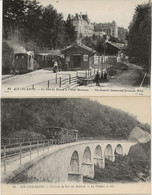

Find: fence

[25,73,80,89]
[94,55,119,65]
[1,139,72,175]
[76,68,100,78]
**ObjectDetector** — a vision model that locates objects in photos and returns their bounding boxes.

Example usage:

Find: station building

[61,43,96,70]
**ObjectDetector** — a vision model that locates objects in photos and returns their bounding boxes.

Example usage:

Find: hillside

[1,98,150,139]
[93,142,151,183]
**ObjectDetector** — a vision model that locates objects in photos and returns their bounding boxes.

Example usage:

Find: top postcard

[1,0,151,97]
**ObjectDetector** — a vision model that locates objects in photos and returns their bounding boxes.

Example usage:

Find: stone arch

[93,145,102,167]
[115,144,123,160]
[104,144,113,161]
[81,147,94,179]
[82,147,92,164]
[115,144,123,155]
[70,150,79,173]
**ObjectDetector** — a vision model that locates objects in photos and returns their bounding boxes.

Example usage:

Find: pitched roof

[61,43,96,54]
[106,41,125,50]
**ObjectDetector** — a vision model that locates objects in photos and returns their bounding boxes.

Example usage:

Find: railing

[1,139,72,175]
[1,138,46,146]
[25,77,58,90]
[76,68,99,78]
[24,73,80,89]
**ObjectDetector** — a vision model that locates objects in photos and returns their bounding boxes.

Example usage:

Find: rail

[1,139,75,175]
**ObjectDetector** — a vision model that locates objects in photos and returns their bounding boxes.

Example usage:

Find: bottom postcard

[1,97,151,194]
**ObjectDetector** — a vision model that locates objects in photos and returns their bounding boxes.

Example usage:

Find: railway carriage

[14,51,39,74]
[46,127,78,143]
[35,53,63,68]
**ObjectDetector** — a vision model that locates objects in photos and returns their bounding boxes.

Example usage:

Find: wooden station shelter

[61,43,96,70]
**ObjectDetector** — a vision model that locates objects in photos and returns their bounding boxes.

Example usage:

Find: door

[73,55,81,68]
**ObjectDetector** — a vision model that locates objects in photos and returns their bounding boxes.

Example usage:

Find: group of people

[95,69,109,86]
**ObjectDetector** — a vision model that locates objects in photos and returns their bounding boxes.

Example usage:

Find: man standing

[95,71,100,86]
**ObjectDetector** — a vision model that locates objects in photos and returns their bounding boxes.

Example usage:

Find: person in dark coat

[95,71,100,86]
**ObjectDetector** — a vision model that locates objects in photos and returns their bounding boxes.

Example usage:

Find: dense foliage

[127,3,151,72]
[3,0,76,49]
[82,35,106,55]
[2,41,14,74]
[1,99,150,139]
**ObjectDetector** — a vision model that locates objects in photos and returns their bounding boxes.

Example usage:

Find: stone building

[94,21,118,38]
[68,13,94,39]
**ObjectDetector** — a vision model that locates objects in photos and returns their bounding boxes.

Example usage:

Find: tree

[3,0,26,39]
[3,0,75,50]
[23,0,44,43]
[82,34,106,54]
[95,39,105,54]
[2,98,150,139]
[64,15,77,45]
[35,4,65,49]
[127,3,151,72]
[2,41,14,74]
[3,0,26,19]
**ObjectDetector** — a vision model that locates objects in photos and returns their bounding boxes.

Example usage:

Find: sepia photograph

[1,97,151,194]
[0,0,151,195]
[1,0,151,97]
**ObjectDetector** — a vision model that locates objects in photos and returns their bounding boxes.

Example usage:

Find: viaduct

[10,140,136,183]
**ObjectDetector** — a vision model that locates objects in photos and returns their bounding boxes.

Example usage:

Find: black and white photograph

[1,97,151,194]
[1,0,151,96]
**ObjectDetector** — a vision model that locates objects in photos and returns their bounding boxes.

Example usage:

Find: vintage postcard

[1,0,151,97]
[1,0,151,195]
[1,97,151,194]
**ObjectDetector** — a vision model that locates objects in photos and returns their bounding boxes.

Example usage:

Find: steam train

[46,127,78,143]
[14,52,39,74]
[14,52,63,74]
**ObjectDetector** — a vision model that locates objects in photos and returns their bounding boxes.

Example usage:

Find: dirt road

[109,63,143,87]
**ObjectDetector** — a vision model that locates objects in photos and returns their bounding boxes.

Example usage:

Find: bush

[107,68,117,76]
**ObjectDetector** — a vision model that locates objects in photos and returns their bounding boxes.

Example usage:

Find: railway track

[1,138,76,175]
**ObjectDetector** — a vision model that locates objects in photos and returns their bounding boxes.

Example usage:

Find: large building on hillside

[68,13,94,39]
[69,13,125,41]
[94,21,118,38]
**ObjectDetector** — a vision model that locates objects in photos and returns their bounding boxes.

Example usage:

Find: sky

[89,97,151,125]
[39,0,149,29]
